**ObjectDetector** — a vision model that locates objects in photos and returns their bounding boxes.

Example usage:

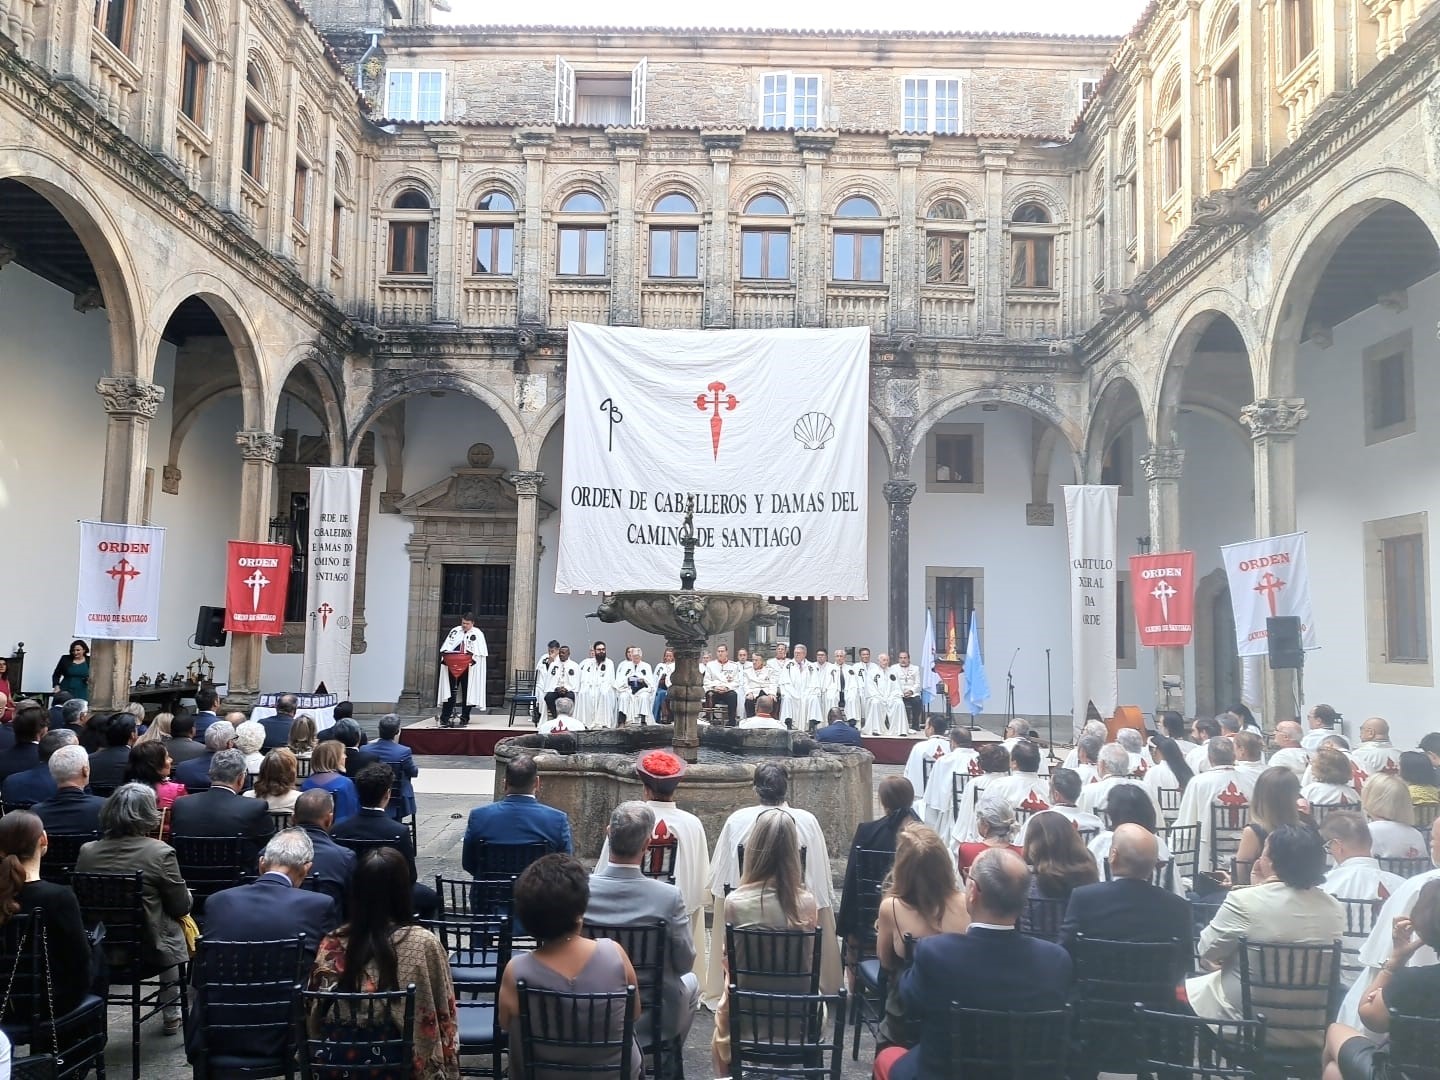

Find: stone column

[432,131,463,325]
[515,128,553,325]
[609,130,645,325]
[1240,397,1308,725]
[92,376,167,709]
[505,470,545,687]
[888,134,931,334]
[702,130,743,328]
[979,146,1013,336]
[1142,445,1185,706]
[227,430,283,704]
[883,479,917,655]
[795,132,836,327]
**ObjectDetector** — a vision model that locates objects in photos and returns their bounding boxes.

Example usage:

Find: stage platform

[398,714,1003,760]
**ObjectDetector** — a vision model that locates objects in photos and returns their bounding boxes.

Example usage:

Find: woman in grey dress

[498,854,643,1080]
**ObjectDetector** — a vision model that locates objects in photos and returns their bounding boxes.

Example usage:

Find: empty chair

[427,915,511,1079]
[172,834,254,905]
[1238,938,1341,1066]
[842,845,897,1056]
[729,988,845,1080]
[1132,1005,1267,1079]
[388,768,419,853]
[937,1005,1071,1080]
[583,920,667,1078]
[300,986,416,1079]
[1069,934,1185,1074]
[189,935,309,1077]
[507,669,540,727]
[511,981,638,1080]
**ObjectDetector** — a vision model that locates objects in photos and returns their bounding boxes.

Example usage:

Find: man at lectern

[437,613,488,727]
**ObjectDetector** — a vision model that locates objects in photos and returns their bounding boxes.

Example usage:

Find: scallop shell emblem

[792,411,836,450]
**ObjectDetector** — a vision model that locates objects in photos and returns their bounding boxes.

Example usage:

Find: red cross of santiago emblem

[695,381,739,460]
[106,558,141,609]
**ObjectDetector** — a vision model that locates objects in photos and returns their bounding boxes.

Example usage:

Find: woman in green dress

[51,639,90,699]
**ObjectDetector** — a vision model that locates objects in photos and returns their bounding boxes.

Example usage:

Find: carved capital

[96,376,165,419]
[505,470,546,497]
[73,287,105,313]
[1240,398,1308,438]
[235,430,284,463]
[1141,446,1186,482]
[161,464,182,495]
[882,480,918,507]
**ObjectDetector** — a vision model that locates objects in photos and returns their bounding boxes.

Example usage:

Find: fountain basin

[494,726,873,860]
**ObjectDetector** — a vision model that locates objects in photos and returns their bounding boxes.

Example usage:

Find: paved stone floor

[87,750,889,1078]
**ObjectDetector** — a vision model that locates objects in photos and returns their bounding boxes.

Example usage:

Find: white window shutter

[554,56,575,124]
[630,57,647,125]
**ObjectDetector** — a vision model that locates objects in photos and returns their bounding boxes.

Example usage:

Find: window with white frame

[759,73,820,130]
[902,77,961,134]
[554,58,648,125]
[386,70,446,122]
[1079,78,1100,110]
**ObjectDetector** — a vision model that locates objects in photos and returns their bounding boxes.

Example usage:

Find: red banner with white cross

[223,541,292,636]
[1129,551,1196,648]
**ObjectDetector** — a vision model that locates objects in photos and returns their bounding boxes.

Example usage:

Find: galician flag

[963,611,990,717]
[920,609,938,711]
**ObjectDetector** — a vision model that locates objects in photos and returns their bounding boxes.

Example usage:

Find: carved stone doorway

[1194,568,1239,718]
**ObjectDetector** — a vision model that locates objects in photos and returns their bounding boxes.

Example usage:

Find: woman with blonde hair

[135,711,172,745]
[712,809,818,1076]
[874,823,968,1049]
[1361,772,1423,859]
[244,747,301,813]
[288,715,318,760]
[300,740,359,821]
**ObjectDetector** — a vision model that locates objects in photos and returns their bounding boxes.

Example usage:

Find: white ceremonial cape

[545,659,580,695]
[576,658,617,728]
[614,660,655,721]
[436,625,488,709]
[534,654,557,697]
[842,662,869,718]
[905,736,951,816]
[1171,766,1260,873]
[790,661,817,729]
[815,663,842,718]
[768,659,799,726]
[702,801,838,1009]
[983,771,1052,815]
[1337,868,1440,1036]
[863,668,905,736]
[740,664,775,707]
[924,747,978,834]
[948,773,1002,847]
[1076,774,1163,822]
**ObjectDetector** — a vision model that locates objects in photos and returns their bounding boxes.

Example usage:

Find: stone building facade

[1,0,1436,739]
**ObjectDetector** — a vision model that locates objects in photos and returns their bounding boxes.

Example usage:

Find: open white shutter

[630,57,647,125]
[554,56,575,124]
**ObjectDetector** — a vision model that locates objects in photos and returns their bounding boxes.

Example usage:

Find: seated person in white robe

[741,655,775,718]
[904,714,952,815]
[924,727,979,835]
[537,695,586,735]
[613,646,654,726]
[863,653,905,736]
[576,641,617,729]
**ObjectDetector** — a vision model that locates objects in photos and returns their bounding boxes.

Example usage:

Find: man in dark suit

[164,713,207,765]
[366,714,418,820]
[86,713,136,792]
[191,687,221,740]
[878,848,1073,1080]
[175,721,237,793]
[837,776,918,942]
[0,704,47,783]
[1,729,73,808]
[292,788,356,913]
[31,744,106,835]
[331,764,438,918]
[258,693,297,751]
[47,691,72,733]
[169,749,275,866]
[814,706,864,747]
[1059,823,1193,966]
[330,718,381,776]
[462,755,572,878]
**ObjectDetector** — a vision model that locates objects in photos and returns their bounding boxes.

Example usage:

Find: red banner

[223,542,292,635]
[1129,551,1196,647]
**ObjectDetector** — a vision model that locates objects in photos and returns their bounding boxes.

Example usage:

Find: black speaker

[1267,615,1304,670]
[195,606,228,648]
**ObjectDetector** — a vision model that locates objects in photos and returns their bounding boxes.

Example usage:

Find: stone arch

[729,173,804,216]
[244,46,278,105]
[1263,168,1440,398]
[1003,182,1068,223]
[377,174,440,208]
[1205,0,1241,55]
[635,171,710,216]
[1155,291,1260,445]
[333,146,355,199]
[1154,62,1183,111]
[916,178,982,220]
[269,343,346,463]
[458,170,525,212]
[295,105,318,156]
[1083,366,1150,482]
[543,170,618,213]
[348,373,525,465]
[822,176,899,220]
[143,271,268,428]
[909,384,1084,478]
[0,151,145,379]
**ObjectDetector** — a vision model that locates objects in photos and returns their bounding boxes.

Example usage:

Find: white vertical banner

[1063,485,1119,736]
[300,467,362,697]
[74,521,166,640]
[1220,532,1318,657]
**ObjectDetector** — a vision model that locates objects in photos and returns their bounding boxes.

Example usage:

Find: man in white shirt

[816,648,843,720]
[1268,720,1311,780]
[893,651,923,733]
[1061,720,1109,770]
[1172,736,1260,872]
[843,648,873,720]
[1335,818,1440,1037]
[703,764,838,1008]
[1077,743,1161,820]
[1185,716,1223,774]
[740,653,774,718]
[1043,768,1104,834]
[1301,703,1343,751]
[738,694,787,731]
[1319,811,1405,902]
[864,652,905,736]
[576,640,617,729]
[702,644,742,725]
[537,696,584,735]
[542,645,579,720]
[1234,731,1267,778]
[982,739,1051,816]
[1351,716,1403,776]
[595,750,711,984]
[1070,733,1102,785]
[614,646,655,726]
[788,645,814,730]
[904,714,952,814]
[1116,727,1149,777]
[924,727,979,834]
[534,639,560,721]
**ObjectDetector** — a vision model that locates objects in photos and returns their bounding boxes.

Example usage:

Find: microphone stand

[1045,647,1054,754]
[1006,647,1019,722]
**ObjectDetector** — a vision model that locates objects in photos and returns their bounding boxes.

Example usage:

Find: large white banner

[1063,486,1118,735]
[555,323,870,598]
[300,467,362,696]
[1221,532,1318,657]
[74,521,166,640]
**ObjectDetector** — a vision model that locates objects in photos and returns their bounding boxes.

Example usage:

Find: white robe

[924,747,978,835]
[904,736,951,814]
[436,625,488,710]
[1171,765,1260,873]
[576,658,617,728]
[613,660,655,721]
[1337,868,1440,1035]
[1351,741,1403,778]
[740,664,775,709]
[814,663,842,719]
[545,659,580,696]
[790,661,817,729]
[894,664,922,723]
[863,667,905,736]
[842,662,869,718]
[767,659,800,726]
[534,654,557,698]
[1076,774,1163,822]
[702,660,742,714]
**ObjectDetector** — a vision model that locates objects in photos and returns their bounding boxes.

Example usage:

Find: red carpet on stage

[400,722,520,756]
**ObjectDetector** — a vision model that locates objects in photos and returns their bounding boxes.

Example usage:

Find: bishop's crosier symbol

[695,381,739,460]
[242,569,270,610]
[106,558,141,608]
[1151,580,1178,623]
[1254,570,1286,617]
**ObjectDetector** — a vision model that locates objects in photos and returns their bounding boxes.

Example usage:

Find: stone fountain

[493,498,874,858]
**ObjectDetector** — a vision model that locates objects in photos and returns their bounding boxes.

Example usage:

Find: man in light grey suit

[586,801,700,1060]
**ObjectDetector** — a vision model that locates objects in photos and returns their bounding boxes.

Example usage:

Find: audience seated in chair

[168,748,275,868]
[875,846,1073,1080]
[1060,822,1192,964]
[256,694,296,752]
[838,776,919,953]
[291,788,356,914]
[299,740,360,823]
[174,721,238,794]
[2,731,71,814]
[1320,811,1406,901]
[30,745,105,836]
[330,763,439,919]
[366,714,419,821]
[585,801,699,1055]
[243,748,301,814]
[308,846,459,1079]
[1024,809,1098,904]
[162,712,206,766]
[0,706,46,786]
[1043,768,1105,835]
[462,755,573,881]
[86,713,136,793]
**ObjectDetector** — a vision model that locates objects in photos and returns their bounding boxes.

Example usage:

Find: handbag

[2,912,65,1069]
[179,914,201,956]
